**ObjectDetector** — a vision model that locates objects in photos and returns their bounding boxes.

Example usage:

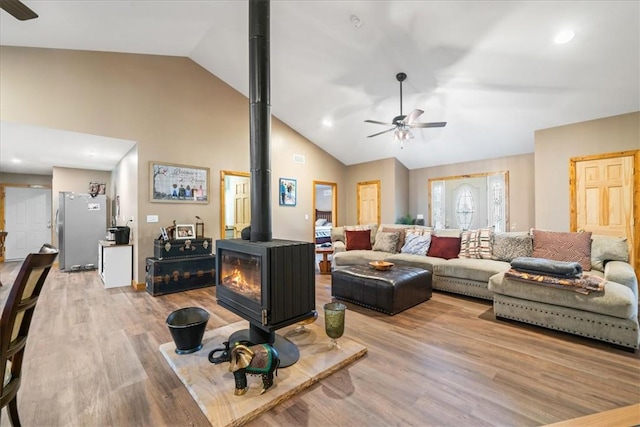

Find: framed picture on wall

[149,161,209,204]
[279,178,297,206]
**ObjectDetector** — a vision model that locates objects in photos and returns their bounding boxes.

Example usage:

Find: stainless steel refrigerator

[57,192,107,271]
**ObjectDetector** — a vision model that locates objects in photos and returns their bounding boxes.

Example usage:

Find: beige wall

[410,153,535,232]
[110,145,139,277]
[344,158,396,225]
[0,46,346,281]
[269,124,346,241]
[0,173,52,186]
[394,158,410,222]
[534,112,639,231]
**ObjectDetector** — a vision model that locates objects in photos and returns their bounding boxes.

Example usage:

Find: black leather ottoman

[331,265,432,315]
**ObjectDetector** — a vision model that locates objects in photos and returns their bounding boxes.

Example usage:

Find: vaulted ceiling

[1,0,638,175]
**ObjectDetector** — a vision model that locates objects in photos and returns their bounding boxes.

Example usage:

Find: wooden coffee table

[315,247,334,274]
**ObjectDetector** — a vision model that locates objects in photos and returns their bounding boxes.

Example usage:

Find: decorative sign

[150,161,209,204]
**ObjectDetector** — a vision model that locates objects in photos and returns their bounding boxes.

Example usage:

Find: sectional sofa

[330,224,639,350]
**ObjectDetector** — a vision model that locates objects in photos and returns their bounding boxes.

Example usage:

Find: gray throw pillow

[400,233,432,256]
[492,233,533,262]
[372,231,400,253]
[590,235,628,271]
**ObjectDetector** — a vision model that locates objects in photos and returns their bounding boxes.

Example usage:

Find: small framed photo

[175,224,195,240]
[279,178,297,206]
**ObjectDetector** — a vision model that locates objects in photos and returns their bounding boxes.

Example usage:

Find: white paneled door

[5,187,52,261]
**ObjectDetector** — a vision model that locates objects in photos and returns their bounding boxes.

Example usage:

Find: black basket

[166,307,209,354]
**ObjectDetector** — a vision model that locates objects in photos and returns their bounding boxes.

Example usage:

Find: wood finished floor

[0,262,638,427]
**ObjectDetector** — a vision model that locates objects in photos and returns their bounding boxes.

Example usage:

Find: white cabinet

[98,241,133,289]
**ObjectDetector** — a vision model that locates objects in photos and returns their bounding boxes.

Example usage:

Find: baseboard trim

[131,280,145,291]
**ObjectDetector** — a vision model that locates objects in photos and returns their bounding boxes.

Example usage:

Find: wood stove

[216,239,316,365]
[216,239,315,332]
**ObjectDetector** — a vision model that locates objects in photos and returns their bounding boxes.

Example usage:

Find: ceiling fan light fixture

[394,129,412,142]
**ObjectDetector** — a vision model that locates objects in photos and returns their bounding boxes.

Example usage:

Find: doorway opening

[312,181,337,247]
[220,171,251,239]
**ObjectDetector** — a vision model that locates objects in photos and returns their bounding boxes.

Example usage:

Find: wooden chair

[0,231,7,285]
[0,244,58,426]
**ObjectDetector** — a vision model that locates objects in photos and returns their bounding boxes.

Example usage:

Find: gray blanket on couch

[510,257,582,278]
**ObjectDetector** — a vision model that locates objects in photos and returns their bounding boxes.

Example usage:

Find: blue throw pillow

[401,233,431,256]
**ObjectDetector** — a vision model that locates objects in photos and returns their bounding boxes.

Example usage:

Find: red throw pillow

[427,235,461,260]
[345,229,372,251]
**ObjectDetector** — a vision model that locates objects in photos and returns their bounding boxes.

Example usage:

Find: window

[490,181,504,232]
[455,186,475,230]
[428,171,508,231]
[431,180,445,229]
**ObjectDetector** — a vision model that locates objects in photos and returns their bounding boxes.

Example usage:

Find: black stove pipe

[249,0,272,242]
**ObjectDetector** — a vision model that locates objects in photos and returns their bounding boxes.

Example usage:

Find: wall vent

[293,154,306,164]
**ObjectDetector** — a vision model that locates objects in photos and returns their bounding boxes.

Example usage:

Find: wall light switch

[305,214,309,220]
[147,215,159,223]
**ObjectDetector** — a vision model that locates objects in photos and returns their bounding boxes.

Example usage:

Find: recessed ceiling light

[554,30,575,44]
[322,119,333,127]
[11,158,22,163]
[88,151,96,157]
[350,15,362,29]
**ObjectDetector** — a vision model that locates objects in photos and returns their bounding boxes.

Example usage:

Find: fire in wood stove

[220,250,261,302]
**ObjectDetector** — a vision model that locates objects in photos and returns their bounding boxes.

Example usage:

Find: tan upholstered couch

[330,225,639,350]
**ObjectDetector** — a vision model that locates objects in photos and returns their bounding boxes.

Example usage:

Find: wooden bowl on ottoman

[369,261,394,271]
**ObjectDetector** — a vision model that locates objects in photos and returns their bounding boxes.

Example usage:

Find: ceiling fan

[365,72,446,146]
[0,0,38,20]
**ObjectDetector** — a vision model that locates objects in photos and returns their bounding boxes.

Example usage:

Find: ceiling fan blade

[402,109,424,125]
[367,128,396,138]
[411,121,447,128]
[0,0,38,20]
[365,119,394,126]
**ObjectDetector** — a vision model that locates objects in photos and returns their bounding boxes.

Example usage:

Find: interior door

[572,152,636,270]
[233,180,250,238]
[220,171,250,239]
[4,187,52,261]
[357,181,380,225]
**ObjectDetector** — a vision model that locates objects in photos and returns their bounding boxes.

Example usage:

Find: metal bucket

[166,307,209,354]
